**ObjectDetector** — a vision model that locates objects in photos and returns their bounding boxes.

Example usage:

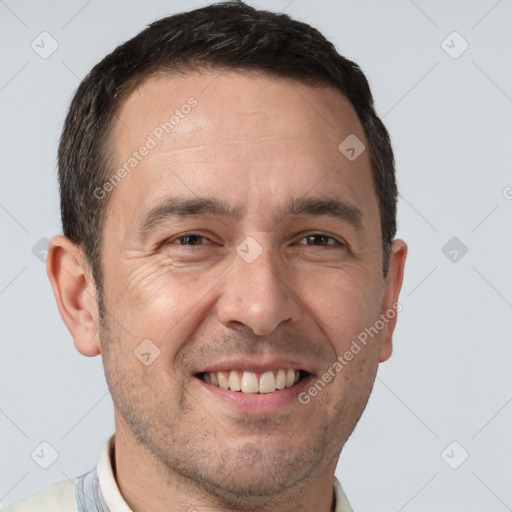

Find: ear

[46,235,101,356]
[378,239,407,362]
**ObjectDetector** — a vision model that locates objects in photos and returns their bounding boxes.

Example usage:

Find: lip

[192,372,315,415]
[194,357,316,375]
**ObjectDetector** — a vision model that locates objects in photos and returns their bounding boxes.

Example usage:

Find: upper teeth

[202,369,300,393]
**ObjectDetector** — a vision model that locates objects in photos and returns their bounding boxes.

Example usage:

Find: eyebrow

[136,195,363,240]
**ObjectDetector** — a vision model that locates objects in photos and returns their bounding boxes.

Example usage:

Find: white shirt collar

[96,435,132,512]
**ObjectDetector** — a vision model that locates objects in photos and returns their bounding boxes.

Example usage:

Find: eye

[167,233,209,246]
[297,234,344,247]
[164,232,345,248]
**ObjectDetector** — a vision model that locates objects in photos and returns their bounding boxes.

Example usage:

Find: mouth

[195,369,311,394]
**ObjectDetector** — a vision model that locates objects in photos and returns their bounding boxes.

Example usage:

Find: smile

[198,369,308,394]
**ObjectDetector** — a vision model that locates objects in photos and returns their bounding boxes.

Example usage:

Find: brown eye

[298,234,342,247]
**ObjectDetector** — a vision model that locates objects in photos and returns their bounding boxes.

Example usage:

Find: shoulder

[1,478,77,512]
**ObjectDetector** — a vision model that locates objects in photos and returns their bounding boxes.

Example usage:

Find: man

[3,1,406,511]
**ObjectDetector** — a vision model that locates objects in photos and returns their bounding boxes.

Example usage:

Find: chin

[181,441,316,506]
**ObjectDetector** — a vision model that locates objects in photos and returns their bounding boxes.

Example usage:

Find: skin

[47,70,407,512]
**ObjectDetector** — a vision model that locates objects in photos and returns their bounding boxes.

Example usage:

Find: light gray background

[1,0,511,510]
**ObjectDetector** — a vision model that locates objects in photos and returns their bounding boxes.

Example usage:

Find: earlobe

[46,235,101,357]
[378,239,408,363]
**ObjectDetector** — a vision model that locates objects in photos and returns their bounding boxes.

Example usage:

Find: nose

[216,238,302,336]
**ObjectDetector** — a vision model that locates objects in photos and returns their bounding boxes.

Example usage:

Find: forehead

[113,69,364,154]
[106,70,378,233]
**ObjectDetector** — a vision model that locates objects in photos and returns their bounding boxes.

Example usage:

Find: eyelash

[166,232,345,248]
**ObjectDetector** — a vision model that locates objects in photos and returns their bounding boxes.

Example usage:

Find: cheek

[105,258,224,352]
[297,263,383,350]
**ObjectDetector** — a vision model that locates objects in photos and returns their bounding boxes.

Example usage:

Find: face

[87,70,404,506]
